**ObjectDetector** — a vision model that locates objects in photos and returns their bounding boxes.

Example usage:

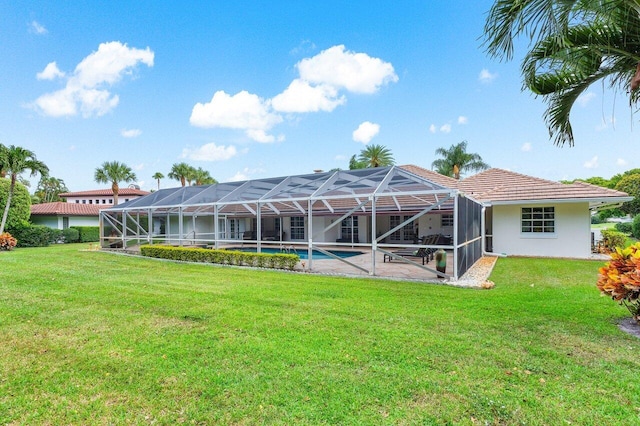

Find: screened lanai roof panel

[109,165,456,211]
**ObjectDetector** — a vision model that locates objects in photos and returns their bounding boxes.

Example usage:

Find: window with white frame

[389,215,413,241]
[441,214,454,227]
[340,216,358,241]
[290,217,305,240]
[521,207,555,233]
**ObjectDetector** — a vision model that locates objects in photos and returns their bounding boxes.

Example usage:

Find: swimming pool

[229,247,363,260]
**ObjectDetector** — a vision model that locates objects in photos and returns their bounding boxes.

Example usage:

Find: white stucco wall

[491,202,591,258]
[31,215,99,229]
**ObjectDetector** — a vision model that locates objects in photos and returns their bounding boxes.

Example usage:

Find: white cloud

[121,128,142,138]
[180,142,238,161]
[334,154,346,161]
[272,79,345,113]
[617,158,628,167]
[440,124,451,133]
[37,62,65,80]
[228,167,265,182]
[29,21,47,35]
[297,45,398,94]
[478,68,497,84]
[190,90,282,142]
[521,142,532,152]
[583,155,599,169]
[133,163,144,171]
[577,92,596,107]
[457,116,468,125]
[429,124,436,133]
[32,41,154,117]
[352,121,380,144]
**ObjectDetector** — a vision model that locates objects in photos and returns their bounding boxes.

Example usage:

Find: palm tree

[0,144,49,234]
[168,162,192,187]
[191,167,217,186]
[356,144,395,168]
[484,0,640,146]
[431,141,489,179]
[94,161,137,205]
[35,176,68,203]
[152,172,164,191]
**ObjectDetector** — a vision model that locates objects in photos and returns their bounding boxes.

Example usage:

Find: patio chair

[383,234,438,265]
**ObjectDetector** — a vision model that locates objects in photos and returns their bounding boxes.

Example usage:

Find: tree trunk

[631,63,640,92]
[112,182,119,205]
[0,175,16,235]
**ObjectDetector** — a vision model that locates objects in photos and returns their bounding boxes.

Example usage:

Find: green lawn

[1,245,639,425]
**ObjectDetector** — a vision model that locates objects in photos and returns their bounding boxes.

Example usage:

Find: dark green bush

[633,214,640,239]
[615,222,633,234]
[140,245,299,271]
[591,215,604,224]
[8,224,55,247]
[0,179,31,230]
[71,226,100,242]
[601,229,627,251]
[61,228,80,243]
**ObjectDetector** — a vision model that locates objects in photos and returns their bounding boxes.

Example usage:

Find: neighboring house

[30,202,105,229]
[31,188,150,229]
[406,165,632,259]
[59,188,150,206]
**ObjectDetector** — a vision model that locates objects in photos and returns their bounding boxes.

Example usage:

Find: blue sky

[1,1,637,192]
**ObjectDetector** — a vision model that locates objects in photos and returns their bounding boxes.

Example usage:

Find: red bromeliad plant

[597,242,640,321]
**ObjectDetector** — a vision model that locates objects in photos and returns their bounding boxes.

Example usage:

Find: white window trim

[520,206,557,238]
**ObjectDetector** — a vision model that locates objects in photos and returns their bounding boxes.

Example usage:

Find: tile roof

[59,188,150,197]
[401,166,632,204]
[400,164,459,188]
[30,202,105,216]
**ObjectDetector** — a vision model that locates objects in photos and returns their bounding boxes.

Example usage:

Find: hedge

[70,226,100,242]
[8,224,58,247]
[140,245,299,271]
[601,229,627,252]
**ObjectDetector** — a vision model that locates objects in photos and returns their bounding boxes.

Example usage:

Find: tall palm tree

[0,144,49,234]
[191,167,217,186]
[431,141,489,179]
[356,144,395,168]
[94,161,137,205]
[152,172,164,191]
[168,162,192,187]
[484,0,640,146]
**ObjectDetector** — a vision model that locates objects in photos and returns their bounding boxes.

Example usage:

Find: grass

[1,244,640,424]
[590,222,617,230]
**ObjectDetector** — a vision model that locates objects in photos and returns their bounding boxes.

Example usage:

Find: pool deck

[107,243,497,288]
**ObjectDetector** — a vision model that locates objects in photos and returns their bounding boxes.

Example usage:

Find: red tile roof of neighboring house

[59,188,150,197]
[401,165,631,205]
[30,202,105,216]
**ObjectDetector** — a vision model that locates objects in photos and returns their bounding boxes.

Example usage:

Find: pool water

[230,247,363,260]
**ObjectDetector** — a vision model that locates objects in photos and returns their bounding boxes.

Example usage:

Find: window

[82,200,86,204]
[75,200,79,204]
[290,217,305,240]
[96,199,100,204]
[521,207,555,233]
[89,200,93,204]
[340,216,358,241]
[389,215,413,241]
[441,214,454,227]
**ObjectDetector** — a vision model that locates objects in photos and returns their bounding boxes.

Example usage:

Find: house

[99,165,632,280]
[31,188,150,230]
[406,165,632,258]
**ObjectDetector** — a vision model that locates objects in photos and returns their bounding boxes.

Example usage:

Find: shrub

[591,215,604,224]
[597,242,640,321]
[61,227,80,243]
[139,245,299,271]
[0,232,17,250]
[633,214,640,240]
[8,224,55,247]
[71,226,100,242]
[0,179,31,230]
[600,229,627,252]
[615,222,633,234]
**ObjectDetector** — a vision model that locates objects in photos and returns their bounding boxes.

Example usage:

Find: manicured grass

[1,245,639,424]
[591,222,617,230]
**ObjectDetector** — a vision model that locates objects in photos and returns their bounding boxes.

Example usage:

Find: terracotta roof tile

[400,164,459,188]
[30,202,105,216]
